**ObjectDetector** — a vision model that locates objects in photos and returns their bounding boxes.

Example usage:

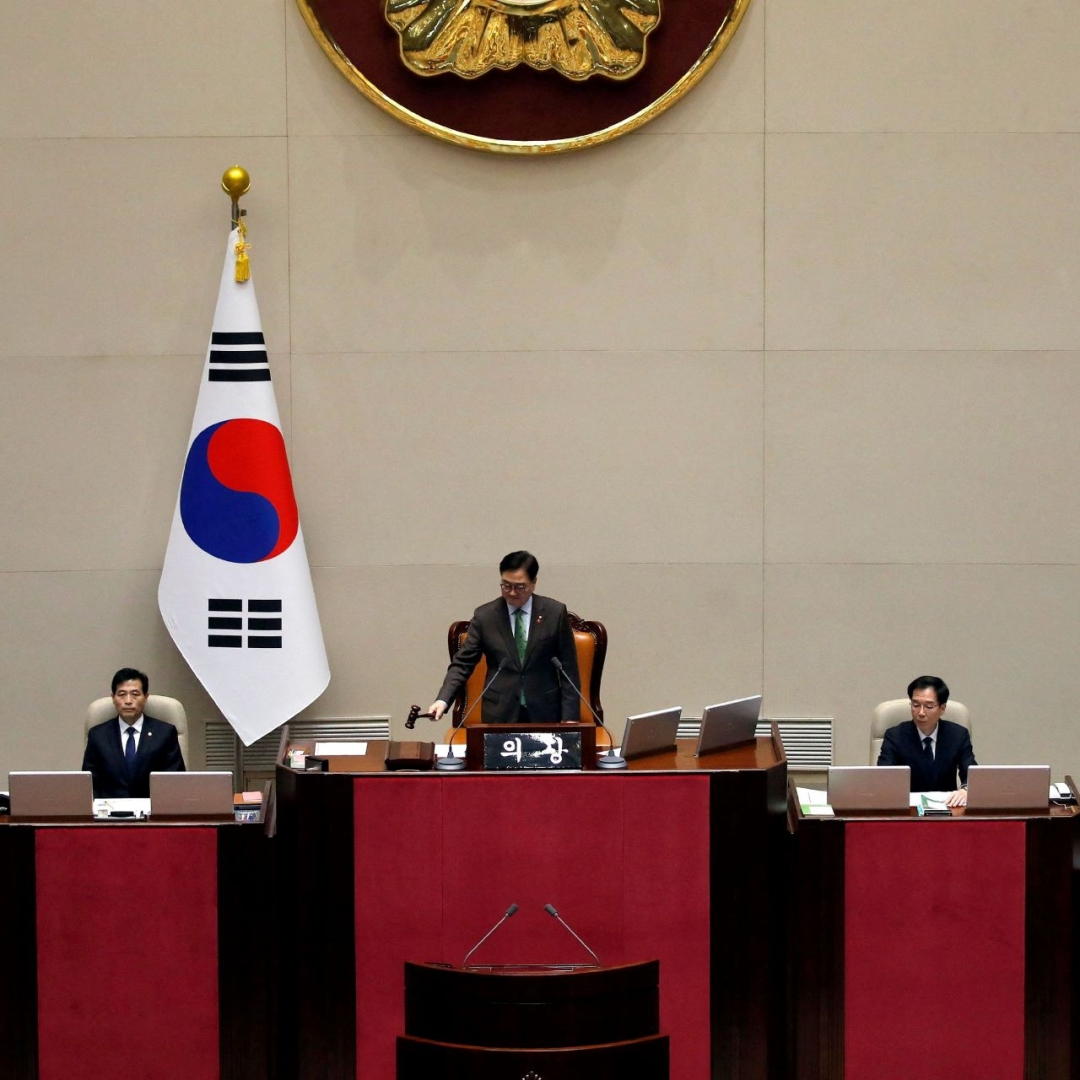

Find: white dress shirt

[118,715,144,753]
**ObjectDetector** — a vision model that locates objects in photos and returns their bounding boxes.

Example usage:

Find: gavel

[405,704,437,730]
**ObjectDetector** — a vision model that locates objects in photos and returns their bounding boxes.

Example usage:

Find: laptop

[150,771,234,817]
[965,765,1050,812]
[9,771,94,818]
[621,707,682,761]
[828,766,910,813]
[695,695,762,756]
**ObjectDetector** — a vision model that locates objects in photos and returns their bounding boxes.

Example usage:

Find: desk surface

[788,776,1080,823]
[286,735,784,776]
[626,736,782,772]
[0,814,251,827]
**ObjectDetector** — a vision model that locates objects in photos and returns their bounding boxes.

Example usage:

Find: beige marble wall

[2,0,1079,782]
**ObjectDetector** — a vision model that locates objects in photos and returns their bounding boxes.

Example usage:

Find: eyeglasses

[911,702,942,713]
[500,581,531,594]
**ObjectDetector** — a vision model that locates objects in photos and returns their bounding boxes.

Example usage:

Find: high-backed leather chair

[870,698,970,765]
[86,695,190,765]
[447,613,609,746]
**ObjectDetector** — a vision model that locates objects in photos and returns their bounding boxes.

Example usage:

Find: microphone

[462,903,519,969]
[435,659,507,771]
[543,903,601,968]
[551,657,626,770]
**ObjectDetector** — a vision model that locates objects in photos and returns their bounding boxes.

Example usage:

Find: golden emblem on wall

[296,0,752,153]
[385,0,661,80]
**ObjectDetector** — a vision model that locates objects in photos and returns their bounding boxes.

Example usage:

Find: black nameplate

[482,730,583,771]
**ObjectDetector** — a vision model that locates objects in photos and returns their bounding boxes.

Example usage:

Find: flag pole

[221,165,250,229]
[221,166,252,283]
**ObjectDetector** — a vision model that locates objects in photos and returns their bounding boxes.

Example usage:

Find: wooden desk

[398,959,669,1077]
[275,732,788,1080]
[626,736,781,772]
[788,786,1079,1080]
[0,816,274,1080]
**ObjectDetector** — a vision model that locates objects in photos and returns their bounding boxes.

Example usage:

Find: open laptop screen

[150,771,234,817]
[621,707,681,761]
[696,695,762,756]
[965,765,1050,812]
[828,766,910,813]
[9,771,94,818]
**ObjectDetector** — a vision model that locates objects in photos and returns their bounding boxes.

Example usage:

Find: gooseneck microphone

[543,903,601,968]
[435,659,508,771]
[462,903,519,968]
[551,657,626,769]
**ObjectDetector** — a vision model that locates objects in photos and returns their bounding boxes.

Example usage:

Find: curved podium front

[397,960,669,1078]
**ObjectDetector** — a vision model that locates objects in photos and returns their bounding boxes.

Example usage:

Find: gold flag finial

[221,167,252,283]
[221,166,250,201]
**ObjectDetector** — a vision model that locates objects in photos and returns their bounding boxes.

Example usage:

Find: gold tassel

[234,218,250,283]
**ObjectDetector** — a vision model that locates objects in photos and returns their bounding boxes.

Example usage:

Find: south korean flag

[158,226,330,745]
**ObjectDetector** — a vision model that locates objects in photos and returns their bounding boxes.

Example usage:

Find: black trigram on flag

[208,331,271,382]
[207,598,282,648]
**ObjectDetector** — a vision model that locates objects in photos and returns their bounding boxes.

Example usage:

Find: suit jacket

[81,715,186,798]
[437,594,581,723]
[877,718,976,792]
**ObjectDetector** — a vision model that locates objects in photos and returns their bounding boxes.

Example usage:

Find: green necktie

[514,607,527,663]
[514,608,527,705]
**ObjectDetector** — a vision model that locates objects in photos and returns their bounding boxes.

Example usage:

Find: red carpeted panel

[36,827,220,1080]
[354,777,445,1080]
[354,774,711,1080]
[622,775,712,1080]
[845,821,1026,1080]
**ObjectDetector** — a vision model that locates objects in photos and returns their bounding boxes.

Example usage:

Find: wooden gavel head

[405,705,438,729]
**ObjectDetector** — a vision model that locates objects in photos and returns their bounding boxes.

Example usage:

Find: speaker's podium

[397,959,668,1078]
[276,724,788,1079]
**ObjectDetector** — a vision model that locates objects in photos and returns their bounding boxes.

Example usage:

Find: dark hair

[499,550,539,581]
[907,675,949,707]
[112,667,149,695]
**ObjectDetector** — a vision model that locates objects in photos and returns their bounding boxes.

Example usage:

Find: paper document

[796,786,833,815]
[914,792,951,815]
[314,741,368,756]
[914,791,951,806]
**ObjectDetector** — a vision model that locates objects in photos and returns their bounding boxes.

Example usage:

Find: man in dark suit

[82,667,186,797]
[877,675,976,807]
[427,551,581,724]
